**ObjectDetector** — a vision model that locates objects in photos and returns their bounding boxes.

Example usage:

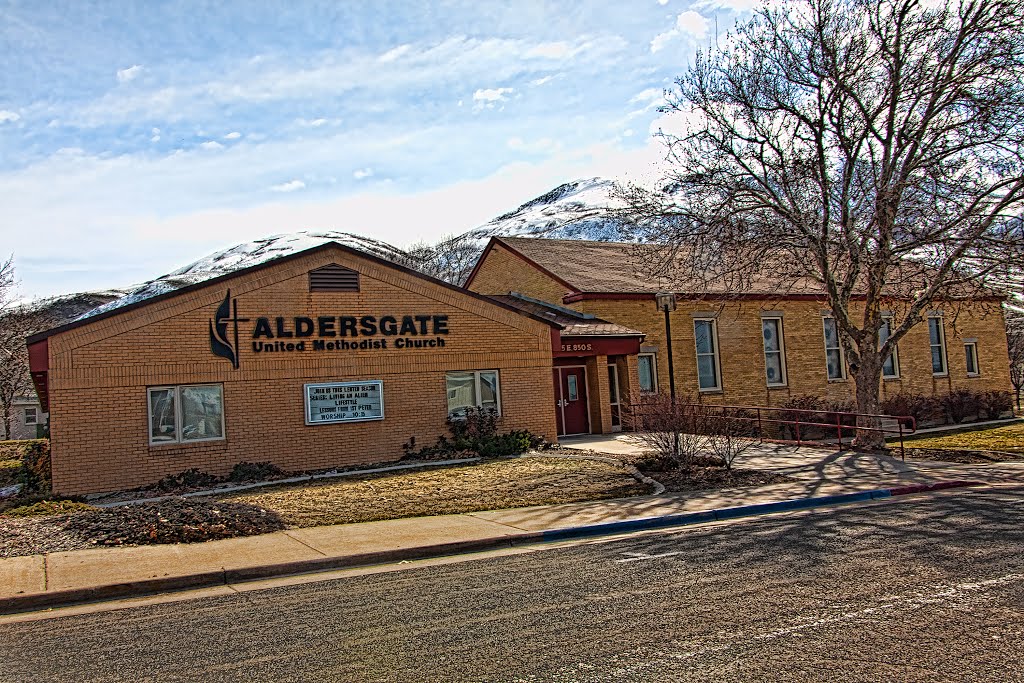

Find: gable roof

[27,241,560,345]
[491,237,1006,301]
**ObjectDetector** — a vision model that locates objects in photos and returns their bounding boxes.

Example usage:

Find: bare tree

[406,233,484,285]
[620,0,1024,447]
[1008,312,1024,411]
[0,258,55,440]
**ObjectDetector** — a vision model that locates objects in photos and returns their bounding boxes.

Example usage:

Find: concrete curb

[0,479,984,615]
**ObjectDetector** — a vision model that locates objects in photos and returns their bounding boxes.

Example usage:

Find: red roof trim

[562,291,1008,304]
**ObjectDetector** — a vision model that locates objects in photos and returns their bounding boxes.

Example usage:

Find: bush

[0,439,45,460]
[622,395,713,471]
[778,395,827,439]
[977,390,1013,420]
[229,461,284,482]
[880,392,941,428]
[941,388,979,424]
[404,407,544,459]
[0,459,22,488]
[19,440,51,495]
[156,468,219,492]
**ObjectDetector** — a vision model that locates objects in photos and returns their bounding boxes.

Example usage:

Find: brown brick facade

[41,245,558,495]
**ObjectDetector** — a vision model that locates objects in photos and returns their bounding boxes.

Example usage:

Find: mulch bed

[641,466,795,493]
[0,498,286,558]
[901,447,1024,465]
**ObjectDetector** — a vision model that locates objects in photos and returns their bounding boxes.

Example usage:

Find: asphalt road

[3,488,1024,683]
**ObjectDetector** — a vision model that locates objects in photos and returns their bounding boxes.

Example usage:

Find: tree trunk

[852,352,885,450]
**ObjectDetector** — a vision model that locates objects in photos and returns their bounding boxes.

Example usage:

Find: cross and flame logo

[209,290,248,369]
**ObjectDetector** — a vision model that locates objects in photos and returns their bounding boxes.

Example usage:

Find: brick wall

[572,298,1013,408]
[46,247,558,495]
[467,242,576,302]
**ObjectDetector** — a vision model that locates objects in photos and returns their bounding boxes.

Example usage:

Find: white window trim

[822,317,846,381]
[638,353,658,393]
[928,316,948,377]
[880,317,900,380]
[965,341,980,377]
[694,318,723,392]
[24,408,37,426]
[147,384,226,446]
[446,370,502,417]
[761,316,788,387]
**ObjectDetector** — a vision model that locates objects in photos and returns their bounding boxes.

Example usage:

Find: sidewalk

[1,446,1012,614]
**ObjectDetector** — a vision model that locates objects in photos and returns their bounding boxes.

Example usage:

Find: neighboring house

[465,237,1014,412]
[10,395,47,440]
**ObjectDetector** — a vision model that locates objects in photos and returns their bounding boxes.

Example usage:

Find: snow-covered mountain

[79,231,411,320]
[463,177,630,243]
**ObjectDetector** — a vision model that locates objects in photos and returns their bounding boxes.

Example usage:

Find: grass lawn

[219,455,650,527]
[900,421,1024,454]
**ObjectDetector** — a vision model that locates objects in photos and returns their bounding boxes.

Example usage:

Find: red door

[553,367,590,436]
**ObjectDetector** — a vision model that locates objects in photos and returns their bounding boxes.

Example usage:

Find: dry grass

[901,422,1024,455]
[219,456,650,528]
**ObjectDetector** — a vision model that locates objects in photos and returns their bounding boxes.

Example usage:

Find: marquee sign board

[304,381,384,425]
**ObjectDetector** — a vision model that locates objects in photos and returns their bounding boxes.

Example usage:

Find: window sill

[932,373,949,378]
[149,437,226,449]
[883,376,901,381]
[766,383,788,390]
[698,388,724,394]
[827,378,848,383]
[966,373,981,378]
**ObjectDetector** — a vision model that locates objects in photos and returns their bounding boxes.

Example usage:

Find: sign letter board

[304,381,384,425]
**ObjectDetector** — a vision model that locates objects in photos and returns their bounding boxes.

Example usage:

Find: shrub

[0,459,22,488]
[156,468,219,492]
[778,395,827,440]
[229,461,284,482]
[822,399,858,438]
[404,407,544,459]
[977,390,1013,420]
[704,409,758,470]
[622,394,712,471]
[19,440,51,495]
[880,392,941,428]
[0,439,46,460]
[941,388,979,424]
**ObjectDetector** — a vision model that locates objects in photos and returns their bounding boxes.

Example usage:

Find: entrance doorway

[553,366,590,436]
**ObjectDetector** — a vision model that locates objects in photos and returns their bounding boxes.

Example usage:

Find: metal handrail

[624,401,918,460]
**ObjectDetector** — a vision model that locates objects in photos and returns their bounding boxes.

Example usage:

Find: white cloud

[692,0,762,10]
[116,65,143,83]
[352,168,374,180]
[0,110,20,123]
[530,75,555,87]
[72,35,625,126]
[271,179,305,192]
[658,0,670,4]
[506,136,561,154]
[199,140,224,150]
[224,131,241,140]
[379,44,411,62]
[651,10,710,52]
[473,87,515,110]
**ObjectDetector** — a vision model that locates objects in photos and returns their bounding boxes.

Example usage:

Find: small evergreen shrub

[18,440,51,495]
[941,388,979,424]
[880,392,941,428]
[2,499,96,517]
[404,407,544,459]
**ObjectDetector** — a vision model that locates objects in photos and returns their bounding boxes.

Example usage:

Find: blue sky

[0,0,756,298]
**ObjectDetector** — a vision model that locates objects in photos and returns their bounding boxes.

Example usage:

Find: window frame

[147,384,226,446]
[445,370,502,417]
[964,341,980,377]
[24,407,37,426]
[928,316,948,377]
[822,316,846,381]
[693,318,723,392]
[637,353,658,393]
[760,316,788,387]
[879,316,900,380]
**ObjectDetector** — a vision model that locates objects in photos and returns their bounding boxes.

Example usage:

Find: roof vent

[309,264,359,292]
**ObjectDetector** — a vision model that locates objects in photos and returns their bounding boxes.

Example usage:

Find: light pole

[655,291,677,401]
[655,291,678,457]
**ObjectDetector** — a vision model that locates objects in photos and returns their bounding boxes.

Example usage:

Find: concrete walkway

[1,444,1018,614]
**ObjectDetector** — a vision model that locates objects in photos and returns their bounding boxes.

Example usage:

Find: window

[446,370,500,416]
[24,408,37,426]
[637,354,658,393]
[823,317,845,381]
[879,317,900,379]
[761,317,787,386]
[693,319,721,391]
[148,384,224,445]
[928,316,947,376]
[965,342,980,376]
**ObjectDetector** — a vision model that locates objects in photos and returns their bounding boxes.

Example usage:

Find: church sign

[304,381,384,424]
